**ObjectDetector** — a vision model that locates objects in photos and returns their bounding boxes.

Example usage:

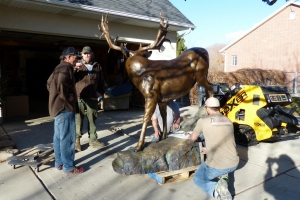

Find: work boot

[89,140,105,149]
[215,178,232,200]
[75,138,81,152]
[218,174,229,183]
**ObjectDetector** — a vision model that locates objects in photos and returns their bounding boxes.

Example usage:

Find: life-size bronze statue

[99,13,213,151]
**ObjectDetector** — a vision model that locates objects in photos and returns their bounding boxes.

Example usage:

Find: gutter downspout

[177,27,192,106]
[177,28,192,39]
[220,51,226,72]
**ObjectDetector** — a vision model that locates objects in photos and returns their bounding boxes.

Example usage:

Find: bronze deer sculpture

[99,13,214,151]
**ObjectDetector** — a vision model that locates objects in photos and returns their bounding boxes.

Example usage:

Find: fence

[284,72,300,94]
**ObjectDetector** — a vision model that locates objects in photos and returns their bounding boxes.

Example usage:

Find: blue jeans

[193,162,237,197]
[151,134,162,142]
[53,110,76,173]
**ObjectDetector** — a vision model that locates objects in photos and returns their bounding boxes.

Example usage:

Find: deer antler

[138,13,170,52]
[98,13,129,57]
[99,13,170,57]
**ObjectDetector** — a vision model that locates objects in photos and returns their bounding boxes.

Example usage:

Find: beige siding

[0,5,177,59]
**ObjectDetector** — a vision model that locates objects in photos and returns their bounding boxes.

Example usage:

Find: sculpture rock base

[180,106,207,132]
[112,137,201,175]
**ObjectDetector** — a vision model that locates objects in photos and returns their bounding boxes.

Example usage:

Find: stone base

[112,137,201,175]
[180,106,207,131]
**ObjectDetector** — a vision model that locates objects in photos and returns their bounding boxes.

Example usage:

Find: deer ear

[145,51,152,58]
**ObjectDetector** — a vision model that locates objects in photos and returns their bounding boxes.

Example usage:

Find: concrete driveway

[1,105,300,200]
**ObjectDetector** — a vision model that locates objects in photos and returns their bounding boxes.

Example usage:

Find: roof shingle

[54,0,194,27]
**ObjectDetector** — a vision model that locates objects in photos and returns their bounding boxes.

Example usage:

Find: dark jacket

[74,60,105,99]
[47,61,77,117]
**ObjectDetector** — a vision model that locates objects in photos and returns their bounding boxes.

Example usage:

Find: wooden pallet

[148,165,199,186]
[7,143,54,172]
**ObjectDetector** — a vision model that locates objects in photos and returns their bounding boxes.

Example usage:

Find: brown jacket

[74,60,105,99]
[47,61,77,117]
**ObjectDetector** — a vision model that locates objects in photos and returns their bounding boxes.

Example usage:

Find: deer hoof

[126,147,142,152]
[135,147,143,152]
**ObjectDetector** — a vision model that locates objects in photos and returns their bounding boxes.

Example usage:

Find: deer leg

[136,98,157,151]
[158,103,168,140]
[196,74,214,98]
[205,84,214,98]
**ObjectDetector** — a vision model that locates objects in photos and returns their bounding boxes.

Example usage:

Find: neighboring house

[220,2,300,75]
[0,0,194,116]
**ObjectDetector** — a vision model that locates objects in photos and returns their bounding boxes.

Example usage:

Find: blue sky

[169,0,290,48]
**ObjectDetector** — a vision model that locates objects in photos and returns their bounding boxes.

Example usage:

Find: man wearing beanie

[190,97,239,200]
[74,46,106,151]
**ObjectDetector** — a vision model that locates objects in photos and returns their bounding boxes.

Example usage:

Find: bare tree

[206,43,226,71]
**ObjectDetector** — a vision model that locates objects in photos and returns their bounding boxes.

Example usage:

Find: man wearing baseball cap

[190,97,239,200]
[47,47,84,174]
[74,46,106,151]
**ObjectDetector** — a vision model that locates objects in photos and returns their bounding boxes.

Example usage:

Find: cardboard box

[100,92,131,111]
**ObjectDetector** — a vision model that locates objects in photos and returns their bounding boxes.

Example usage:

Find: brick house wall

[221,4,300,74]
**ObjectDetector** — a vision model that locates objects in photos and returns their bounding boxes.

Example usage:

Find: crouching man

[151,101,180,142]
[189,97,239,200]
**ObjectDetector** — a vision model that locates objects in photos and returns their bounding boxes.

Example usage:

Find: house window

[232,55,237,66]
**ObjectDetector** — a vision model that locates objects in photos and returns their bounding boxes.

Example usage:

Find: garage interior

[0,30,133,118]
